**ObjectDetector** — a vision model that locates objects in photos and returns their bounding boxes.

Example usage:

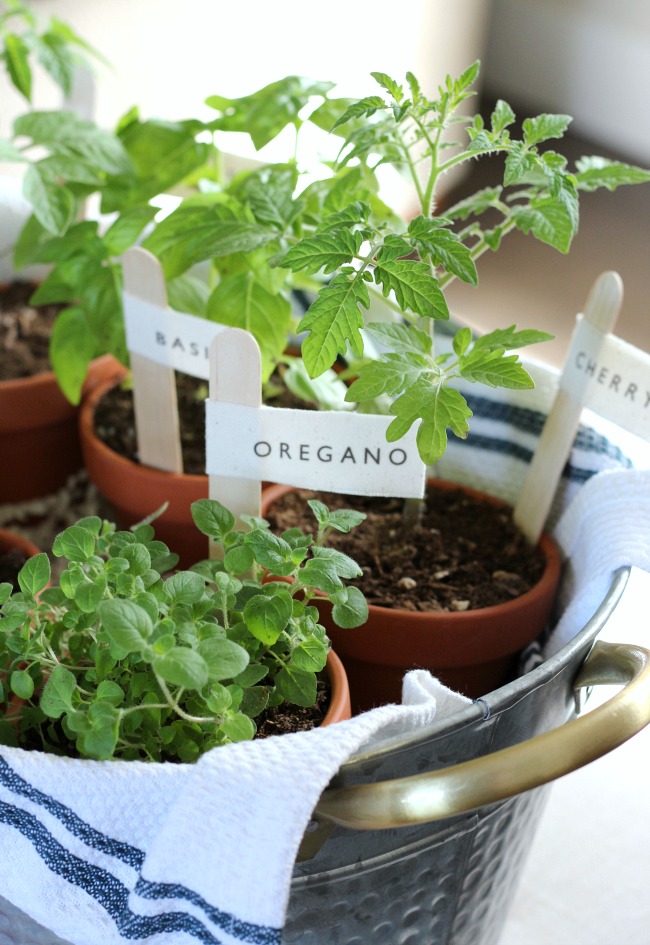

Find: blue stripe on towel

[455,432,595,483]
[135,880,281,945]
[0,801,222,944]
[464,393,546,436]
[465,394,632,468]
[0,757,281,945]
[0,756,143,868]
[457,432,534,465]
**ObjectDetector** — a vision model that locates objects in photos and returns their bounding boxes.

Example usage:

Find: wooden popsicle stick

[122,247,183,473]
[208,328,262,553]
[513,270,624,544]
[64,66,95,221]
[64,65,96,121]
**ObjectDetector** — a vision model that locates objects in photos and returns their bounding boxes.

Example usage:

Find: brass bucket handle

[315,641,650,830]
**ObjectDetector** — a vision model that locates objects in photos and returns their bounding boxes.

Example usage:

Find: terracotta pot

[262,481,563,711]
[79,372,211,567]
[0,354,124,503]
[0,528,41,561]
[321,649,351,726]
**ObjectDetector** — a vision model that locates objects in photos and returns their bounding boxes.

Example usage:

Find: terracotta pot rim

[0,351,122,393]
[0,368,61,393]
[0,528,42,559]
[322,649,351,726]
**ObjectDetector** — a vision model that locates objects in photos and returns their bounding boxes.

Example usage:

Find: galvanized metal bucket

[1,569,648,945]
[285,567,650,945]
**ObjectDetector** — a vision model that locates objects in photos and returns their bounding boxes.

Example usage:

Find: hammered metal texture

[448,787,550,945]
[0,897,72,945]
[284,789,550,945]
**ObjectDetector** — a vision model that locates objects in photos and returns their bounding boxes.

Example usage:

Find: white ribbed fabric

[547,468,650,654]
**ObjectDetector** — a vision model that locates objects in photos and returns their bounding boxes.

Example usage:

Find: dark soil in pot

[94,373,209,474]
[0,282,60,380]
[0,547,28,591]
[265,484,547,613]
[254,676,330,738]
[93,368,318,475]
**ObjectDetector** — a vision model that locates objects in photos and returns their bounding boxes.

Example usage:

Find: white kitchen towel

[545,467,650,654]
[0,672,467,945]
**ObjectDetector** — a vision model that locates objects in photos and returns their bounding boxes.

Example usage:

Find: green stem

[153,674,218,725]
[437,144,510,177]
[438,218,518,290]
[416,109,446,216]
[396,120,427,211]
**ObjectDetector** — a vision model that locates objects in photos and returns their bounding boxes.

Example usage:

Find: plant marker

[514,270,624,543]
[122,247,183,474]
[208,328,262,553]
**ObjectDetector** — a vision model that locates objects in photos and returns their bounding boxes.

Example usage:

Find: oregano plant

[0,499,367,762]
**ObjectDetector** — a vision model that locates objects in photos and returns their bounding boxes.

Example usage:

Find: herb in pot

[0,498,367,761]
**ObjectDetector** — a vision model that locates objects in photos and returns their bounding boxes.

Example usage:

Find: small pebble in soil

[397,576,417,590]
[450,600,470,612]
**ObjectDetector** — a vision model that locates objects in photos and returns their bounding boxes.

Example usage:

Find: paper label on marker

[205,402,426,498]
[561,316,650,442]
[124,292,226,380]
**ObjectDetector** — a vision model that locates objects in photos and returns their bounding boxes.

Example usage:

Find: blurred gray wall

[483,0,650,161]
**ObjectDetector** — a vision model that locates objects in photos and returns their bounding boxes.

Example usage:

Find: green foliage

[8,110,219,403]
[0,0,106,102]
[0,499,367,761]
[273,64,649,463]
[6,56,650,461]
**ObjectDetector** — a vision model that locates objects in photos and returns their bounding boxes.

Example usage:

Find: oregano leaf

[275,665,317,707]
[191,499,235,541]
[40,666,77,718]
[98,599,153,652]
[243,590,293,645]
[17,553,50,597]
[10,670,35,701]
[153,647,209,689]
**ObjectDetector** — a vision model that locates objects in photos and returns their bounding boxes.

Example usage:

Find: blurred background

[2,3,650,942]
[3,0,649,365]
